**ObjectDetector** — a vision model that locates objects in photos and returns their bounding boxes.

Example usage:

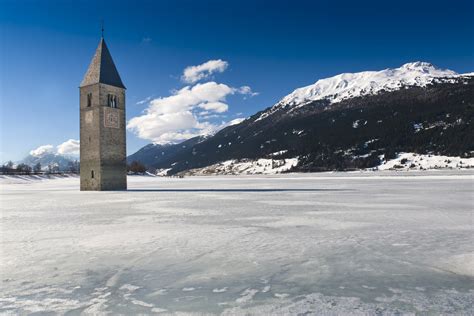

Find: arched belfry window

[107,94,118,108]
[87,93,92,107]
[91,170,94,179]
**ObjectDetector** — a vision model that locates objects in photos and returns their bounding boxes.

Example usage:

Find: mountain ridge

[21,152,78,172]
[255,61,468,122]
[128,62,474,175]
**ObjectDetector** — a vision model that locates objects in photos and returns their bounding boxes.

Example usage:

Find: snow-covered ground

[1,172,473,314]
[179,153,473,176]
[183,158,299,175]
[377,153,474,171]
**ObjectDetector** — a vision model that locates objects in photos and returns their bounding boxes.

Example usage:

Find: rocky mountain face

[127,136,207,167]
[128,62,474,174]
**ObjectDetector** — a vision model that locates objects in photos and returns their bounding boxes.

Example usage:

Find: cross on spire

[101,19,104,38]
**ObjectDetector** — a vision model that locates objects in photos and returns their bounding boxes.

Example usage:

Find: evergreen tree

[33,162,42,174]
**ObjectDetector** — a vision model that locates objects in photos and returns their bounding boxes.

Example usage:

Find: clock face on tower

[104,107,120,128]
[85,111,93,124]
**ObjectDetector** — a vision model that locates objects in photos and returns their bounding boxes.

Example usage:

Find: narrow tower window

[107,94,118,108]
[87,93,92,107]
[91,170,94,178]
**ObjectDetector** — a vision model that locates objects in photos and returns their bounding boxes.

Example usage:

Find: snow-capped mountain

[256,62,466,121]
[129,62,473,174]
[21,152,77,171]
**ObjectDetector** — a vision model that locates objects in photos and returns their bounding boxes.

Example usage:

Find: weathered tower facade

[80,38,127,190]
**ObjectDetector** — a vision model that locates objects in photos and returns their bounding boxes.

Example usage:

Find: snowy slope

[179,153,473,175]
[377,153,474,171]
[256,62,468,121]
[181,157,299,175]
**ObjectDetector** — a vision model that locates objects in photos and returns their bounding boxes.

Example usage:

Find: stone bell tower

[79,37,127,190]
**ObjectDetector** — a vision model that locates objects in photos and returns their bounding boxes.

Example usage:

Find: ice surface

[1,172,473,314]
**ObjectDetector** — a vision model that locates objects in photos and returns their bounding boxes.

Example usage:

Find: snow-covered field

[176,153,474,176]
[377,153,474,171]
[1,172,473,314]
[183,158,299,175]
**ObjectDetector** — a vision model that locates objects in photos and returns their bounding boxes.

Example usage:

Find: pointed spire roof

[80,38,125,89]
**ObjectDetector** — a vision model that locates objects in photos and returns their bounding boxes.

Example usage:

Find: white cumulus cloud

[127,81,237,144]
[237,85,259,97]
[198,101,228,113]
[128,59,256,144]
[57,139,80,156]
[29,139,80,158]
[182,59,229,84]
[29,145,54,157]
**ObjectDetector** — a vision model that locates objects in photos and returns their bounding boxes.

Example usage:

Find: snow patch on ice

[83,288,111,314]
[274,293,290,298]
[182,287,195,292]
[236,288,259,304]
[148,289,168,297]
[0,297,84,314]
[438,253,474,276]
[130,299,154,307]
[119,284,141,292]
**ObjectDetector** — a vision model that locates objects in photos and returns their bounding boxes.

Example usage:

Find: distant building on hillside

[79,36,127,190]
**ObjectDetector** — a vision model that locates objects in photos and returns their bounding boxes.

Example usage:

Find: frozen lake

[1,172,473,314]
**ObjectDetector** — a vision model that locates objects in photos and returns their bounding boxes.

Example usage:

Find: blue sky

[1,0,473,162]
